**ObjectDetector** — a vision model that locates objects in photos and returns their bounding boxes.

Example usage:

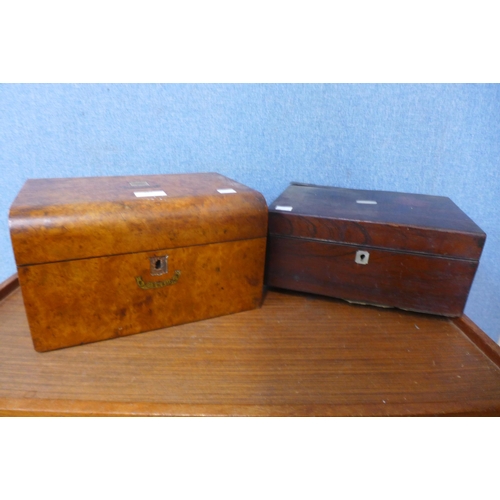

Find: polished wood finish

[10,173,268,265]
[0,273,18,302]
[19,238,266,352]
[1,278,499,416]
[9,173,268,351]
[266,236,477,316]
[269,183,485,259]
[453,315,500,367]
[267,183,485,316]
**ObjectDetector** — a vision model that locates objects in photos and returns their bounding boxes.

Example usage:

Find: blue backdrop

[1,84,499,341]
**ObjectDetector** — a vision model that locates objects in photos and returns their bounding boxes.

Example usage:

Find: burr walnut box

[9,173,268,352]
[265,183,485,317]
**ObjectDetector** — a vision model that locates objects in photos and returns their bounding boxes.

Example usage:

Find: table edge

[1,397,500,417]
[451,315,500,367]
[0,273,19,302]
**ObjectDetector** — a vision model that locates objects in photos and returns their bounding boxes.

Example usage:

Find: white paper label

[134,190,167,197]
[217,188,237,194]
[356,200,377,205]
[275,205,293,211]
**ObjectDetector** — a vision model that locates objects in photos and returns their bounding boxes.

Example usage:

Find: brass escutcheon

[135,270,181,289]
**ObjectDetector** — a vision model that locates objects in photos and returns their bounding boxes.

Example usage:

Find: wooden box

[265,183,486,317]
[9,173,268,352]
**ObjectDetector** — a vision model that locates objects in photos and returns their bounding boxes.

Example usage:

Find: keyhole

[150,255,168,276]
[355,250,370,265]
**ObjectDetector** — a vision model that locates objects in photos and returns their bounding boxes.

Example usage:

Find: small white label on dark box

[275,205,293,211]
[356,200,377,205]
[217,188,237,194]
[134,190,167,198]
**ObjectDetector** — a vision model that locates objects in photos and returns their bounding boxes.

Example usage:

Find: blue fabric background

[1,84,498,341]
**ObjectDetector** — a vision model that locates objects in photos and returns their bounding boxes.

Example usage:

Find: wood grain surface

[266,183,485,316]
[1,279,499,416]
[0,273,18,302]
[265,236,477,316]
[269,183,485,259]
[9,173,268,351]
[19,237,266,351]
[9,173,268,265]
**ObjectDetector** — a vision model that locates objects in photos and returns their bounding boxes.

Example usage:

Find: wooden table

[1,274,499,416]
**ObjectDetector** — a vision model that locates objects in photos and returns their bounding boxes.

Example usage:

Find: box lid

[9,173,268,266]
[268,183,485,260]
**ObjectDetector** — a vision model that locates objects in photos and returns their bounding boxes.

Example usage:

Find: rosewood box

[9,173,268,351]
[265,183,485,317]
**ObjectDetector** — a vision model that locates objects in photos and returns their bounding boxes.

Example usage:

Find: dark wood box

[265,183,485,317]
[9,173,268,352]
